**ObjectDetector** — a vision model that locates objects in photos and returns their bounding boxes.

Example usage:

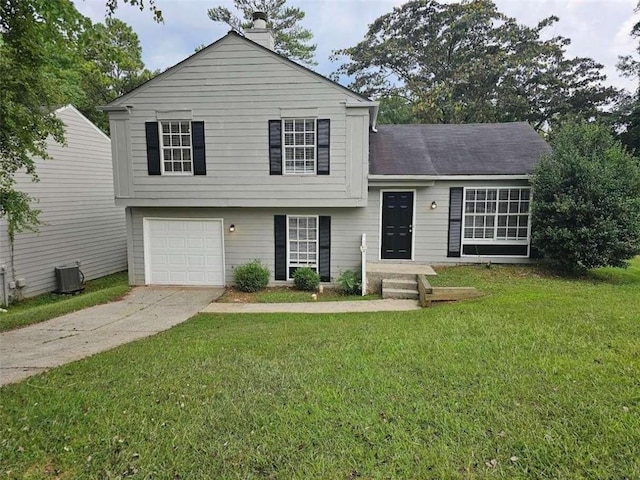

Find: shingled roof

[369,122,551,176]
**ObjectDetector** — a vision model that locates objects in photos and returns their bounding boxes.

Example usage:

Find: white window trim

[286,215,319,280]
[461,186,532,258]
[282,118,317,176]
[159,121,193,176]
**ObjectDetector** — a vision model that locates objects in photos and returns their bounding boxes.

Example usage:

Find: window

[287,215,318,278]
[160,121,192,174]
[283,119,315,175]
[463,187,531,244]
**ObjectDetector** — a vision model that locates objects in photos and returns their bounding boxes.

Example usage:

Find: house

[0,106,127,305]
[99,14,550,293]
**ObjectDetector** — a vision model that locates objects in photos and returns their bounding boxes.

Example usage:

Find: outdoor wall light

[229,224,236,232]
[431,201,438,210]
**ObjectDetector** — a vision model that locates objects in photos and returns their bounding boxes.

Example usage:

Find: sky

[74,0,639,93]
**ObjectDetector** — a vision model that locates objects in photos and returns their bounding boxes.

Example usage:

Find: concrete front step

[382,288,419,300]
[382,278,418,290]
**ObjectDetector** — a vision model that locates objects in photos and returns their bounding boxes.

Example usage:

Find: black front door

[381,191,413,259]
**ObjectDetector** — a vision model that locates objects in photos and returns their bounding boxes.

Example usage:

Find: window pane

[476,203,486,214]
[174,162,182,172]
[497,227,506,238]
[173,149,182,161]
[510,189,520,201]
[182,135,190,146]
[305,132,315,144]
[486,216,495,227]
[499,189,509,201]
[295,133,304,144]
[308,217,316,228]
[474,228,484,238]
[465,202,475,213]
[498,216,507,227]
[520,201,530,213]
[171,135,179,145]
[487,201,496,213]
[183,150,191,160]
[161,123,170,133]
[285,148,294,160]
[487,189,497,200]
[305,119,314,130]
[162,135,170,146]
[170,122,179,132]
[305,147,314,159]
[284,133,294,145]
[183,162,192,172]
[509,203,518,213]
[521,189,531,201]
[477,190,486,201]
[519,215,529,228]
[508,216,517,227]
[464,227,473,238]
[181,121,190,133]
[164,150,172,161]
[518,228,528,238]
[508,227,517,238]
[164,162,172,172]
[284,120,294,132]
[498,202,508,213]
[465,216,473,227]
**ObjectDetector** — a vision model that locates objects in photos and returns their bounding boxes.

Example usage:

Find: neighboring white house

[0,105,127,305]
[99,14,550,293]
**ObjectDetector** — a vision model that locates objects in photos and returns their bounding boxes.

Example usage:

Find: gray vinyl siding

[0,106,127,300]
[128,180,530,286]
[367,180,532,265]
[128,206,374,285]
[109,34,369,208]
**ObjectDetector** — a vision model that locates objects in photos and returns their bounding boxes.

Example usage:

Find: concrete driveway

[0,286,223,386]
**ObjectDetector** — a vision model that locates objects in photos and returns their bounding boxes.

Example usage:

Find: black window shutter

[447,187,464,257]
[274,215,287,280]
[318,216,331,282]
[269,120,282,175]
[317,119,330,175]
[145,122,161,175]
[191,121,206,175]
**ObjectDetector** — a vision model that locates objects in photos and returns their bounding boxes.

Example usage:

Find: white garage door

[144,218,224,286]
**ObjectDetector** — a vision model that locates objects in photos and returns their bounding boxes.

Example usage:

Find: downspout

[1,266,7,307]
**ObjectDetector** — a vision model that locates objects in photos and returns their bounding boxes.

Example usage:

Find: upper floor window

[160,121,192,174]
[283,119,316,175]
[463,187,531,242]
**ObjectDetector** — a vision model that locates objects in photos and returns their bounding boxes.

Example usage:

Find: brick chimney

[245,11,275,51]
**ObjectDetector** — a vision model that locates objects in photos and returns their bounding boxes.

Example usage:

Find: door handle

[409,224,413,233]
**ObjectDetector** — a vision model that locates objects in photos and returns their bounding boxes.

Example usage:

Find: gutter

[97,105,132,112]
[368,174,530,182]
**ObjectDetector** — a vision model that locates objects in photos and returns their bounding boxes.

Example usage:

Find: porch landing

[367,262,437,276]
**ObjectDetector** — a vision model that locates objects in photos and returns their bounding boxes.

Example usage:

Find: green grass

[219,286,380,303]
[0,272,130,332]
[1,260,639,478]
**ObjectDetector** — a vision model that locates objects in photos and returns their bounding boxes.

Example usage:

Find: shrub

[337,270,361,295]
[293,267,320,291]
[233,260,270,292]
[530,121,640,273]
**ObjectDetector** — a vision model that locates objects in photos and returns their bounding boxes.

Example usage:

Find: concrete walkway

[201,299,420,314]
[0,286,223,386]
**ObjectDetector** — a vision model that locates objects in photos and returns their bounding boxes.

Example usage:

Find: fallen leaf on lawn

[510,456,519,462]
[485,459,497,468]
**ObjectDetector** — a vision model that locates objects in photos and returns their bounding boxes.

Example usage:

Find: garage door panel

[145,218,224,286]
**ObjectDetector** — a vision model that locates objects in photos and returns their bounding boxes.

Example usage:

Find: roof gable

[105,31,370,107]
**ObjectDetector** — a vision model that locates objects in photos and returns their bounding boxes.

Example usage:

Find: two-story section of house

[102,13,550,289]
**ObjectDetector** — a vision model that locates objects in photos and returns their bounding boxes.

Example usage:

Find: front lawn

[0,272,130,332]
[1,260,639,478]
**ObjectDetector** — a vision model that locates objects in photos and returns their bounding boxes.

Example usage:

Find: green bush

[293,267,320,291]
[531,121,640,273]
[337,270,361,295]
[234,260,270,292]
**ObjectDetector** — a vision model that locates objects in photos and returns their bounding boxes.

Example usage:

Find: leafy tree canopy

[332,0,617,129]
[0,0,159,236]
[613,1,640,153]
[208,0,316,65]
[530,121,640,273]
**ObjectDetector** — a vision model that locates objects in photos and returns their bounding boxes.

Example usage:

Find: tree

[0,0,160,241]
[613,1,640,153]
[207,0,316,65]
[76,17,157,131]
[530,121,640,273]
[332,0,617,129]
